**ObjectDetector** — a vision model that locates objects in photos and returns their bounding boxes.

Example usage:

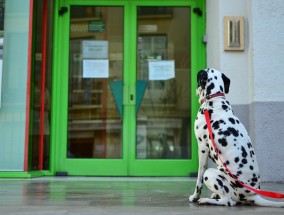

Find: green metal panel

[0,171,44,178]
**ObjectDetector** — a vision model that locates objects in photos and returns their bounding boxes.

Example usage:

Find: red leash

[204,109,284,199]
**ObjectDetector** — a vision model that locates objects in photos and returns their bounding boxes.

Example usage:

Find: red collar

[200,93,225,104]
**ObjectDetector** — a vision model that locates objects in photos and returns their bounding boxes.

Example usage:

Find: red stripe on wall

[24,0,34,172]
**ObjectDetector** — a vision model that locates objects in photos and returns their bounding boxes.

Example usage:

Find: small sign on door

[83,59,109,78]
[88,20,106,33]
[82,40,108,59]
[148,60,175,80]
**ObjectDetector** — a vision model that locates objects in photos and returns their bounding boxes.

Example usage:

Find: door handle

[123,85,135,106]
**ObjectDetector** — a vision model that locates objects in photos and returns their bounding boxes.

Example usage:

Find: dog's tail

[250,195,284,207]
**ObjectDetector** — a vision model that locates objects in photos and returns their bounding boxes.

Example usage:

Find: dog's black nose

[197,70,208,88]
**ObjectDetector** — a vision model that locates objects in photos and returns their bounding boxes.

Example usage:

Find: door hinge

[59,7,68,16]
[193,7,202,17]
[203,35,207,44]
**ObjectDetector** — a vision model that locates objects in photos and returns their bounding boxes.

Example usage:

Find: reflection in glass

[67,6,123,159]
[137,7,191,159]
[30,0,53,170]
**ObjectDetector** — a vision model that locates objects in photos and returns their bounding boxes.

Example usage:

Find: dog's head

[196,68,230,103]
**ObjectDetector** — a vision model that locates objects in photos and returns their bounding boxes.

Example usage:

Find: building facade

[0,0,283,181]
[206,0,284,182]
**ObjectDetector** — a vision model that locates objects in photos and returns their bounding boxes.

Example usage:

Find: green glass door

[130,3,198,176]
[52,0,205,176]
[53,2,129,176]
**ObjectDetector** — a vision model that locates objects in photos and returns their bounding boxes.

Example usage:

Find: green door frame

[50,0,206,176]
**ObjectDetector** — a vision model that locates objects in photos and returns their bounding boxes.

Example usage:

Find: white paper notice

[83,59,109,78]
[82,40,108,59]
[148,60,175,80]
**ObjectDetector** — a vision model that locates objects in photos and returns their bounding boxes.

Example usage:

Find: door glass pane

[137,7,191,159]
[68,6,123,159]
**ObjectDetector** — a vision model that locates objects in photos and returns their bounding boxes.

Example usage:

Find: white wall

[206,0,284,181]
[250,0,284,182]
[207,0,284,104]
[206,0,250,105]
[251,0,284,102]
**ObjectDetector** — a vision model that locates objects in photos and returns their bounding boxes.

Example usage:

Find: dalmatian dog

[189,68,284,207]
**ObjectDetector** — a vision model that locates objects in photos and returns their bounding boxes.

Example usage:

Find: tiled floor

[0,177,283,214]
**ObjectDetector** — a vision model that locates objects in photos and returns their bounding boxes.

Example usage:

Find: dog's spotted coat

[189,68,284,207]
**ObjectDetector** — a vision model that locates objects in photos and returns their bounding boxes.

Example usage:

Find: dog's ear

[222,73,230,94]
[197,70,208,89]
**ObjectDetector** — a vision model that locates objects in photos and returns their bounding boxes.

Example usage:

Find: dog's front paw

[198,198,211,205]
[189,194,199,203]
[198,198,237,206]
